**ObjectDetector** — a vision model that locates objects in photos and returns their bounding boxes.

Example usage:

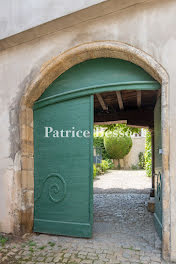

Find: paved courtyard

[0,170,170,264]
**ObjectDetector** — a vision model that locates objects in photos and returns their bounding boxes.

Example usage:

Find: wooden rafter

[116,91,124,110]
[137,90,142,108]
[95,120,127,125]
[96,94,108,111]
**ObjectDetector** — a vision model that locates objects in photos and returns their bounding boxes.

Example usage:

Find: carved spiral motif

[45,173,66,203]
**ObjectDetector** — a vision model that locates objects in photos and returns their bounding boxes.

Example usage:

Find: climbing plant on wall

[144,130,152,177]
[93,131,110,160]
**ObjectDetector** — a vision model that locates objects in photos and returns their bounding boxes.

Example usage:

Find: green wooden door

[33,58,161,238]
[33,95,94,237]
[154,95,162,239]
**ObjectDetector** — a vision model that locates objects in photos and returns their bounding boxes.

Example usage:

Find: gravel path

[94,170,151,194]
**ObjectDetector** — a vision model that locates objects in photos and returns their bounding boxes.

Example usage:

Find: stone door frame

[18,41,170,260]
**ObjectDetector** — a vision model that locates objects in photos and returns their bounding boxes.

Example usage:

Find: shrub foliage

[104,131,132,160]
[144,130,152,177]
[138,152,145,169]
[93,159,114,178]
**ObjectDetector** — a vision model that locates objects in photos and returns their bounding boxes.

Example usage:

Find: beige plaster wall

[0,0,175,260]
[0,0,107,39]
[123,137,146,169]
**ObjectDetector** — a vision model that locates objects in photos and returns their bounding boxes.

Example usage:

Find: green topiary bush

[104,131,132,160]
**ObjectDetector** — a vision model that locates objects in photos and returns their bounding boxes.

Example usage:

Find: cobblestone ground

[0,170,172,264]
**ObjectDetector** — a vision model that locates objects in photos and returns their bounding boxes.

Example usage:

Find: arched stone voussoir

[22,41,168,108]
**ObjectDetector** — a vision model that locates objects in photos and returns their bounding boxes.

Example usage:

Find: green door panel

[33,95,94,237]
[154,96,162,239]
[34,58,160,110]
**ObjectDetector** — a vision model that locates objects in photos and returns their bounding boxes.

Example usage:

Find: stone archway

[18,41,169,259]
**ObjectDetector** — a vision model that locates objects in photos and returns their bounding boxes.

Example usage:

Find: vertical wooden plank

[89,95,94,231]
[151,129,155,197]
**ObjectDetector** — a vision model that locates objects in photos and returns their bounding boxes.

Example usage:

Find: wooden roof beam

[96,94,108,111]
[94,109,154,128]
[116,91,124,110]
[137,90,142,108]
[95,120,127,125]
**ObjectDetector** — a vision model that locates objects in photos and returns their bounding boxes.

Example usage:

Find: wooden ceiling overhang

[94,89,160,129]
